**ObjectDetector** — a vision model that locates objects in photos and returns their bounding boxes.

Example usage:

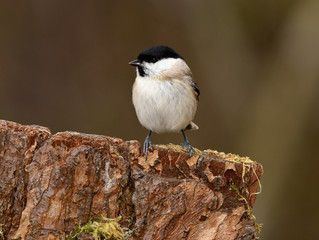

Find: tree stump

[0,120,263,240]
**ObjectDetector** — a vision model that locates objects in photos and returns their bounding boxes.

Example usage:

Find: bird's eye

[152,57,156,62]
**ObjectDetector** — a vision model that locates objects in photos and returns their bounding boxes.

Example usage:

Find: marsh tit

[129,45,200,158]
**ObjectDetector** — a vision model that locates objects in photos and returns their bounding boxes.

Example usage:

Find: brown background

[1,1,318,239]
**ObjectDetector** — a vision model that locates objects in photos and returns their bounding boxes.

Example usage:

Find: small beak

[129,59,141,67]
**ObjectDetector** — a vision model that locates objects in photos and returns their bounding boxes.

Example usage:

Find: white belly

[132,77,197,133]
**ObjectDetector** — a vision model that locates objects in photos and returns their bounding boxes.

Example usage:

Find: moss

[230,182,263,238]
[155,143,202,155]
[202,149,254,164]
[230,182,255,219]
[155,144,254,164]
[68,216,132,240]
[127,211,135,228]
[230,162,263,238]
[255,223,263,237]
[113,148,123,159]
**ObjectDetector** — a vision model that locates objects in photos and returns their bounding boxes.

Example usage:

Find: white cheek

[143,58,179,77]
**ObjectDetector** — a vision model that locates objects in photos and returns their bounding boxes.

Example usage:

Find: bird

[129,45,200,159]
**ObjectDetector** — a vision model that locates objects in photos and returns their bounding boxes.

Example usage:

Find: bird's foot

[180,140,195,156]
[143,133,153,159]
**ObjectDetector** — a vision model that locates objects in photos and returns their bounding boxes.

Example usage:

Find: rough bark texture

[0,120,263,240]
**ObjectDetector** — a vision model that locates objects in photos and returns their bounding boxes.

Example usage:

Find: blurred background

[1,0,318,239]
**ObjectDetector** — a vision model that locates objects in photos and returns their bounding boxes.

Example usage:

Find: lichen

[68,216,132,240]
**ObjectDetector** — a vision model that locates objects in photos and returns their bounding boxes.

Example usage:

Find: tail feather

[185,121,199,131]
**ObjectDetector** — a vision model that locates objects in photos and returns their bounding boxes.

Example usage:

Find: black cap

[137,45,183,63]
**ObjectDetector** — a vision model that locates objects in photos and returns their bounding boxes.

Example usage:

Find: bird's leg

[180,130,195,156]
[143,130,153,159]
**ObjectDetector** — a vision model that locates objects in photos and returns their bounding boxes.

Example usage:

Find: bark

[0,120,263,240]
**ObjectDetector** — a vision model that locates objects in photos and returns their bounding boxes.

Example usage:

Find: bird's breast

[132,77,197,133]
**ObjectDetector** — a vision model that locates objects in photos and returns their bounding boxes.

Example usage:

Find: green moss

[68,216,131,240]
[230,182,254,219]
[255,223,263,237]
[230,182,263,238]
[113,148,123,159]
[230,162,263,238]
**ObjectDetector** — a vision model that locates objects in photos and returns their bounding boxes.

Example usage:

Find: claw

[143,131,153,159]
[181,130,195,156]
[180,141,195,156]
